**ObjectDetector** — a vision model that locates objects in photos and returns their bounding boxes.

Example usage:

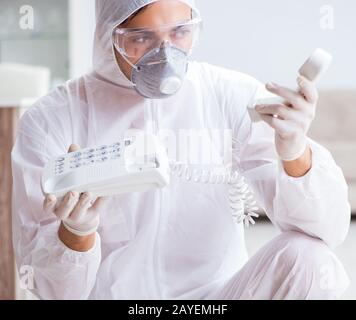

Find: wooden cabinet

[0,107,18,300]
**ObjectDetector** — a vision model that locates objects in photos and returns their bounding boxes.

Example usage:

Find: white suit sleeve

[235,91,351,249]
[11,107,101,300]
[208,64,351,249]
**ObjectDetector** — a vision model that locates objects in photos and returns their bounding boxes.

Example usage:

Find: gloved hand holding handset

[248,48,333,122]
[248,48,333,161]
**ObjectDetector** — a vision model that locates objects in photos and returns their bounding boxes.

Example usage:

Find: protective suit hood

[93,0,199,88]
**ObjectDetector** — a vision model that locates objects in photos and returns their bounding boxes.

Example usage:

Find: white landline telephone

[42,134,259,226]
[248,48,333,122]
[41,135,171,199]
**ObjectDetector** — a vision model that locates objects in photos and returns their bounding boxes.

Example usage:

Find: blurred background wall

[193,0,356,89]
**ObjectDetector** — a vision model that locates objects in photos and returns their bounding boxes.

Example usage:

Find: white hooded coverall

[11,0,350,300]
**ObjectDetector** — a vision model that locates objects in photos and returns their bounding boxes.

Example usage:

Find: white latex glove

[256,76,318,161]
[43,144,107,237]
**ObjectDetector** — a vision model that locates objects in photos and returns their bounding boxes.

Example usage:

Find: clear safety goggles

[113,18,202,60]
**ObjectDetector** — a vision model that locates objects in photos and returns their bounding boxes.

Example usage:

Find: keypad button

[96,146,107,152]
[96,157,108,163]
[83,149,95,156]
[82,159,95,166]
[70,163,82,169]
[111,143,120,148]
[72,152,82,159]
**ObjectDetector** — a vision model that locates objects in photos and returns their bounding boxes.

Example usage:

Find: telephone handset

[42,136,259,227]
[248,48,333,122]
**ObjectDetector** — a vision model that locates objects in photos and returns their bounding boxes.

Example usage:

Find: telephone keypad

[52,141,126,175]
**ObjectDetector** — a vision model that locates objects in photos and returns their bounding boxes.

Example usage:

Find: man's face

[114,0,192,80]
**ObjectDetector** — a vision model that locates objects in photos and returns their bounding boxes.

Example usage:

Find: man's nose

[159,39,170,48]
[157,30,172,47]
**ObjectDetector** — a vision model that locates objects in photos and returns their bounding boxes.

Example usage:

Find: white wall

[193,0,356,89]
[69,0,96,79]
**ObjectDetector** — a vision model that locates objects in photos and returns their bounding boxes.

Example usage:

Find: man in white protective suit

[12,0,351,300]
